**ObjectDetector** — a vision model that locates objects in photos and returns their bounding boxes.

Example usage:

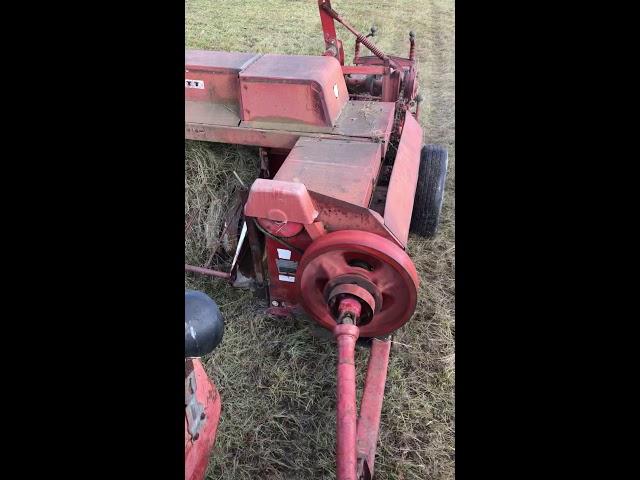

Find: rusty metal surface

[355,55,416,69]
[185,101,240,127]
[342,65,386,75]
[309,192,401,247]
[383,113,423,247]
[239,54,348,127]
[186,100,394,149]
[333,101,395,143]
[274,137,382,208]
[185,122,301,149]
[184,264,231,279]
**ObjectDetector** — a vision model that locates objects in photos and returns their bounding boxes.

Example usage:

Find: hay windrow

[185,141,259,273]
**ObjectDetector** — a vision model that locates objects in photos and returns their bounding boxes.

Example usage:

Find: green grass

[185,1,455,478]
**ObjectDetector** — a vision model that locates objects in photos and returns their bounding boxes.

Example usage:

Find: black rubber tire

[410,144,448,238]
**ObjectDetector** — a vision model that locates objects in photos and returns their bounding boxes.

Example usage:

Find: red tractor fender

[185,358,221,480]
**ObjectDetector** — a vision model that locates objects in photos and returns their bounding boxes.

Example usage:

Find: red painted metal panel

[185,101,240,127]
[185,50,260,72]
[184,358,221,480]
[356,338,391,479]
[274,137,382,207]
[239,54,348,127]
[342,65,386,75]
[264,234,312,309]
[185,50,260,116]
[333,101,395,145]
[383,113,423,247]
[184,68,240,105]
[186,100,394,149]
[309,192,402,247]
[244,179,318,224]
[185,122,301,149]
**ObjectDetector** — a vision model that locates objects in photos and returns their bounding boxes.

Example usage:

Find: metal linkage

[354,25,378,63]
[356,338,391,479]
[319,2,400,70]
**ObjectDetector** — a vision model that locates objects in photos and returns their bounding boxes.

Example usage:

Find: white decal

[333,83,339,98]
[278,274,295,283]
[277,248,292,260]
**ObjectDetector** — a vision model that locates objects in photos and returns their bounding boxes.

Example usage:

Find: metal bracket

[185,371,206,441]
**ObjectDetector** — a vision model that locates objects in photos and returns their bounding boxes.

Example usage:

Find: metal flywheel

[297,230,419,337]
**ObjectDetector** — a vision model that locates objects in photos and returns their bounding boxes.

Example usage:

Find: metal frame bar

[334,324,392,480]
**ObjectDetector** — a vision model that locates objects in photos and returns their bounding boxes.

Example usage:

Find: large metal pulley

[297,230,419,337]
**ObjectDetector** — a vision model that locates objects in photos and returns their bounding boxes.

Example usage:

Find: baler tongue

[331,298,393,480]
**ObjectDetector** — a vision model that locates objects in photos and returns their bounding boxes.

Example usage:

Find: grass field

[185,1,455,478]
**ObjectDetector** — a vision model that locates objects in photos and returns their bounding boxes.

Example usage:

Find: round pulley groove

[323,274,383,313]
[328,284,376,326]
[297,230,419,337]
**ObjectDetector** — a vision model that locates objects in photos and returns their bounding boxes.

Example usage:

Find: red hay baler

[184,2,448,479]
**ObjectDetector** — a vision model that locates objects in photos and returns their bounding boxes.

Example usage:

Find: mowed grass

[185,1,455,479]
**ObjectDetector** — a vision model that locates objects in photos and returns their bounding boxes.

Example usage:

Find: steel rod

[320,4,399,70]
[356,337,392,478]
[184,264,231,279]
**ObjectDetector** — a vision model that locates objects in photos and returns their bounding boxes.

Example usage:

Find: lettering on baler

[185,79,205,89]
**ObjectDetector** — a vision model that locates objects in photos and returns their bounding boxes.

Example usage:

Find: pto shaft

[334,322,360,480]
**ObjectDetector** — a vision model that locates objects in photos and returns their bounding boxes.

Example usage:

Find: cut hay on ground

[186,0,454,478]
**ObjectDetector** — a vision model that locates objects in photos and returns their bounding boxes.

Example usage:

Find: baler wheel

[410,144,449,238]
[297,230,419,338]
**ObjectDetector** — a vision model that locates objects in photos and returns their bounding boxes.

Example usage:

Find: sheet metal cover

[274,137,382,208]
[239,54,349,127]
[185,50,261,71]
[383,114,423,247]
